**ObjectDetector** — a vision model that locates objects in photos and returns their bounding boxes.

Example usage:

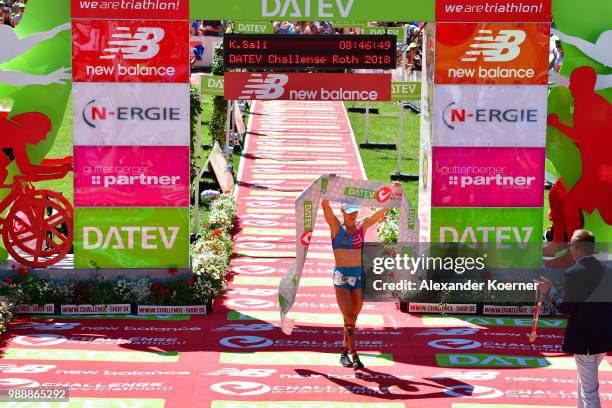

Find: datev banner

[225,73,391,101]
[435,23,550,85]
[233,21,274,34]
[71,0,189,20]
[430,207,543,268]
[432,85,547,147]
[74,207,190,269]
[192,0,435,21]
[392,82,421,102]
[201,74,224,96]
[72,20,190,83]
[73,83,190,146]
[279,175,418,334]
[74,146,190,207]
[431,146,545,208]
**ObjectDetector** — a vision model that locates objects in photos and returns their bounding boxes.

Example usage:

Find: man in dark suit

[537,229,612,408]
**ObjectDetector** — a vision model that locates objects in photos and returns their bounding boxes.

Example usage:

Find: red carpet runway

[1,100,610,407]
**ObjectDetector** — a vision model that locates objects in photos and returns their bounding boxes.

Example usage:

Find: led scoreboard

[224,34,397,70]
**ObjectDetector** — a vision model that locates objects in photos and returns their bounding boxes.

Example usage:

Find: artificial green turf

[346,101,420,211]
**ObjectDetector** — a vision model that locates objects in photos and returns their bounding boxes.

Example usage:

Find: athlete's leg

[349,288,365,369]
[335,286,357,367]
[335,286,356,347]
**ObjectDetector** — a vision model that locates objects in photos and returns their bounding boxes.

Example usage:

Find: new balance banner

[432,85,547,147]
[436,0,551,22]
[74,146,190,207]
[73,83,190,146]
[279,176,418,334]
[224,73,391,101]
[431,146,545,207]
[435,23,550,85]
[71,0,189,20]
[74,207,190,269]
[72,20,190,83]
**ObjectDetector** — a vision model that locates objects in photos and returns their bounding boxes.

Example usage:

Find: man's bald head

[570,229,596,259]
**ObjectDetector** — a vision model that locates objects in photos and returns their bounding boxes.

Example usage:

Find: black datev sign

[224,34,397,70]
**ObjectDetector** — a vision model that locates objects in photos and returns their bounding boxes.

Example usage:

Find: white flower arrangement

[114,280,133,303]
[377,207,400,244]
[208,194,237,231]
[188,194,237,304]
[128,278,153,304]
[52,281,76,303]
[193,250,229,278]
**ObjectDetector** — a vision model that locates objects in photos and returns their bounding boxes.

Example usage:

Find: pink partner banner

[431,146,545,207]
[74,146,190,207]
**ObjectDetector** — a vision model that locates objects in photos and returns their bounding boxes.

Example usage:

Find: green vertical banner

[548,0,612,241]
[0,0,72,262]
[72,0,192,275]
[0,0,71,162]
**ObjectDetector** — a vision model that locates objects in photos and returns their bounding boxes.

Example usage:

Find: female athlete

[321,179,399,369]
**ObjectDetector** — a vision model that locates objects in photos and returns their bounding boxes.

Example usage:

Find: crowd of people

[273,21,347,35]
[189,20,379,36]
[190,20,224,37]
[550,33,563,74]
[1,0,26,27]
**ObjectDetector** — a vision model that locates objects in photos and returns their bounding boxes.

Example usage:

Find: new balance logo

[238,74,288,100]
[101,27,164,60]
[461,30,526,62]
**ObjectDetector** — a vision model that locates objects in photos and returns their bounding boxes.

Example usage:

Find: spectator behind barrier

[2,6,14,27]
[200,20,222,37]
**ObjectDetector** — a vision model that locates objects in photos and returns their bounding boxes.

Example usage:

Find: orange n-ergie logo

[435,23,550,85]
